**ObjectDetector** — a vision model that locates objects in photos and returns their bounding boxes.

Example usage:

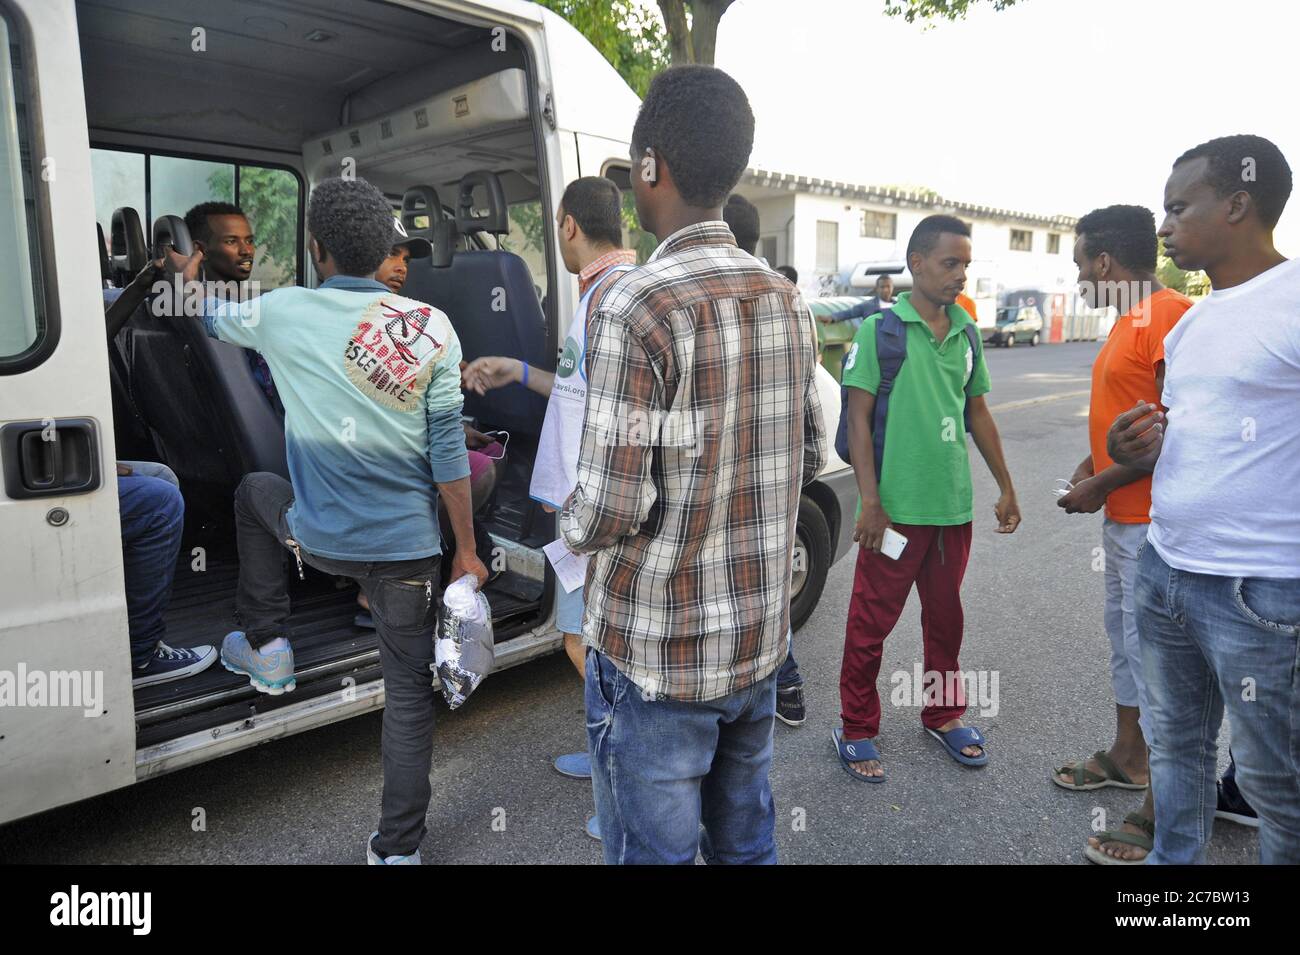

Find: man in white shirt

[1108,134,1299,865]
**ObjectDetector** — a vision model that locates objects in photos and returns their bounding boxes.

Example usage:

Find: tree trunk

[686,0,734,65]
[658,0,694,63]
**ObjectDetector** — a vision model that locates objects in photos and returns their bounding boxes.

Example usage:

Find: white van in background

[0,0,856,824]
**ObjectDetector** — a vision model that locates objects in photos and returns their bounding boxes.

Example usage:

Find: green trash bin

[808,297,877,384]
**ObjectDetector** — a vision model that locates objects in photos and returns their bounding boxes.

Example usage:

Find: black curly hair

[1075,205,1158,272]
[723,193,760,254]
[631,65,754,209]
[184,201,246,244]
[1174,134,1292,228]
[307,177,396,276]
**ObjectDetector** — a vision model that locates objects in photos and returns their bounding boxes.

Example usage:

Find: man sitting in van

[462,175,637,840]
[170,177,488,865]
[183,201,278,406]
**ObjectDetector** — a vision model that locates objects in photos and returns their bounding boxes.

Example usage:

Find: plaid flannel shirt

[559,221,827,702]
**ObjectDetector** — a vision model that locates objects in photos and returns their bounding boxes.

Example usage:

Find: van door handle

[20,429,62,489]
[1,419,101,500]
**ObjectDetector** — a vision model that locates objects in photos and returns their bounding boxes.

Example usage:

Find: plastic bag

[433,574,495,709]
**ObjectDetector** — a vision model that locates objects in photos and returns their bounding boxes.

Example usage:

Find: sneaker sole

[775,711,806,727]
[1215,808,1261,828]
[220,656,296,695]
[131,651,218,688]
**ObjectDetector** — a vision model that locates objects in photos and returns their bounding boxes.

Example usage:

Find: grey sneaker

[367,831,421,865]
[219,631,296,695]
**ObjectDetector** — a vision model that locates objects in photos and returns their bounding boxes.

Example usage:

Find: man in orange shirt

[1053,205,1192,864]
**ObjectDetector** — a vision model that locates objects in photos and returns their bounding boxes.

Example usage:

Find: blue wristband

[521,362,529,386]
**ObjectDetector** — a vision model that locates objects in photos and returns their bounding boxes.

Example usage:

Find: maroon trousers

[838,522,973,740]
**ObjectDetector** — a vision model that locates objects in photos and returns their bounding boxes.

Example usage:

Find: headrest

[400,185,443,237]
[96,222,112,284]
[110,206,147,281]
[455,171,509,236]
[152,214,194,258]
[430,218,458,269]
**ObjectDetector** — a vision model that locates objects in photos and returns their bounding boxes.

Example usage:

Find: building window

[1010,229,1033,252]
[760,235,778,266]
[1047,232,1061,254]
[860,209,897,239]
[816,220,839,272]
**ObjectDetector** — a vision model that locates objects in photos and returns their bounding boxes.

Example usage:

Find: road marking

[988,389,1090,413]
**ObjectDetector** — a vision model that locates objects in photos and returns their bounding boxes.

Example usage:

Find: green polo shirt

[841,292,990,525]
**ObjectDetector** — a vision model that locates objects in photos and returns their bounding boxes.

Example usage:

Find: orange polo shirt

[955,292,978,322]
[1088,288,1193,523]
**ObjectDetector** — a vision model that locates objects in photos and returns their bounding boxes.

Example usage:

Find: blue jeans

[1135,543,1300,864]
[117,463,184,668]
[585,650,778,865]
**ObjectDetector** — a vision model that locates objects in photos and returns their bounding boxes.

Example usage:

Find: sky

[701,0,1300,251]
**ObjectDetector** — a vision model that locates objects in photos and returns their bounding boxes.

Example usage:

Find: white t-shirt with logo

[1148,256,1300,578]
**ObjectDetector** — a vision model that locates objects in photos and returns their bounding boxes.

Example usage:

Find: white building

[733,167,1082,329]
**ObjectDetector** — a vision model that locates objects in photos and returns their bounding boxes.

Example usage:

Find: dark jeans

[118,467,185,668]
[585,649,778,865]
[233,472,441,857]
[777,629,801,689]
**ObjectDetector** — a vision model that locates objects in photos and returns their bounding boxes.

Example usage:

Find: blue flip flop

[832,727,885,783]
[927,724,989,766]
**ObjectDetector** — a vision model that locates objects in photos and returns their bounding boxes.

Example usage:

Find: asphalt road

[0,341,1258,865]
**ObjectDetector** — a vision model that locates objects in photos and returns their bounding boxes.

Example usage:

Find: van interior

[80,0,560,747]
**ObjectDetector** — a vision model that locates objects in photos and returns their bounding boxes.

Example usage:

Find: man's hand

[854,499,892,552]
[463,424,494,450]
[116,462,133,477]
[1056,477,1107,515]
[994,490,1021,533]
[450,547,489,589]
[1069,458,1095,487]
[160,245,204,284]
[462,356,522,395]
[1107,400,1165,470]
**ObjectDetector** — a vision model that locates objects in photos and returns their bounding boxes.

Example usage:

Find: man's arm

[800,307,827,485]
[426,339,488,586]
[846,386,892,552]
[966,395,1021,533]
[461,356,554,398]
[559,303,659,554]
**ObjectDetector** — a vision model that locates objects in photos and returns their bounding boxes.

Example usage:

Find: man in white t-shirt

[462,177,635,840]
[1108,135,1299,865]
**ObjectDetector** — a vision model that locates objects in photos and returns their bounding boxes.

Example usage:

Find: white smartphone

[881,527,908,560]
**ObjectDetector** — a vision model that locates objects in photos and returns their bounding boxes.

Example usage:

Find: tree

[532,1,669,95]
[882,0,1022,23]
[656,0,737,65]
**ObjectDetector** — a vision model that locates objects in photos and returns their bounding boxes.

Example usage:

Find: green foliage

[1156,236,1210,298]
[883,0,1021,23]
[532,0,669,96]
[207,165,299,286]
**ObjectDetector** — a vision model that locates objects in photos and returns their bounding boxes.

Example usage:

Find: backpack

[833,308,982,481]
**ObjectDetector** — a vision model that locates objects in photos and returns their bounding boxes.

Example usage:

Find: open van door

[0,0,135,823]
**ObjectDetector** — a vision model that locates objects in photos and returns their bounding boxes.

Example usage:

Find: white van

[0,0,857,825]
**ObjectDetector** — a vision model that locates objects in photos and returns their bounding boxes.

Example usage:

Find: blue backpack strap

[870,309,908,482]
[961,321,981,432]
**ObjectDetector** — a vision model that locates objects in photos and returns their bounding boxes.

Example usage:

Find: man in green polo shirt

[833,214,1021,782]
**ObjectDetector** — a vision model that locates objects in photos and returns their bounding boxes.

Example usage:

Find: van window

[90,148,302,289]
[0,9,52,368]
[501,198,548,303]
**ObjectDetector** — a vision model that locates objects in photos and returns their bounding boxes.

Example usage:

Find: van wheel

[790,495,832,633]
[1005,333,1015,348]
[1030,332,1040,346]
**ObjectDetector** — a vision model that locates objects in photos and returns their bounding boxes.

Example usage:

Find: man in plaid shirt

[560,65,827,864]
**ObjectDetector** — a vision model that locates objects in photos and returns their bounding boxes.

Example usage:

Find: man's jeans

[234,472,441,858]
[777,629,802,690]
[117,462,184,668]
[1103,518,1151,740]
[1136,542,1300,864]
[585,649,778,865]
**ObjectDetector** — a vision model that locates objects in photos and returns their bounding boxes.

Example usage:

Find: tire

[1005,333,1015,348]
[1030,332,1040,346]
[790,494,832,633]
